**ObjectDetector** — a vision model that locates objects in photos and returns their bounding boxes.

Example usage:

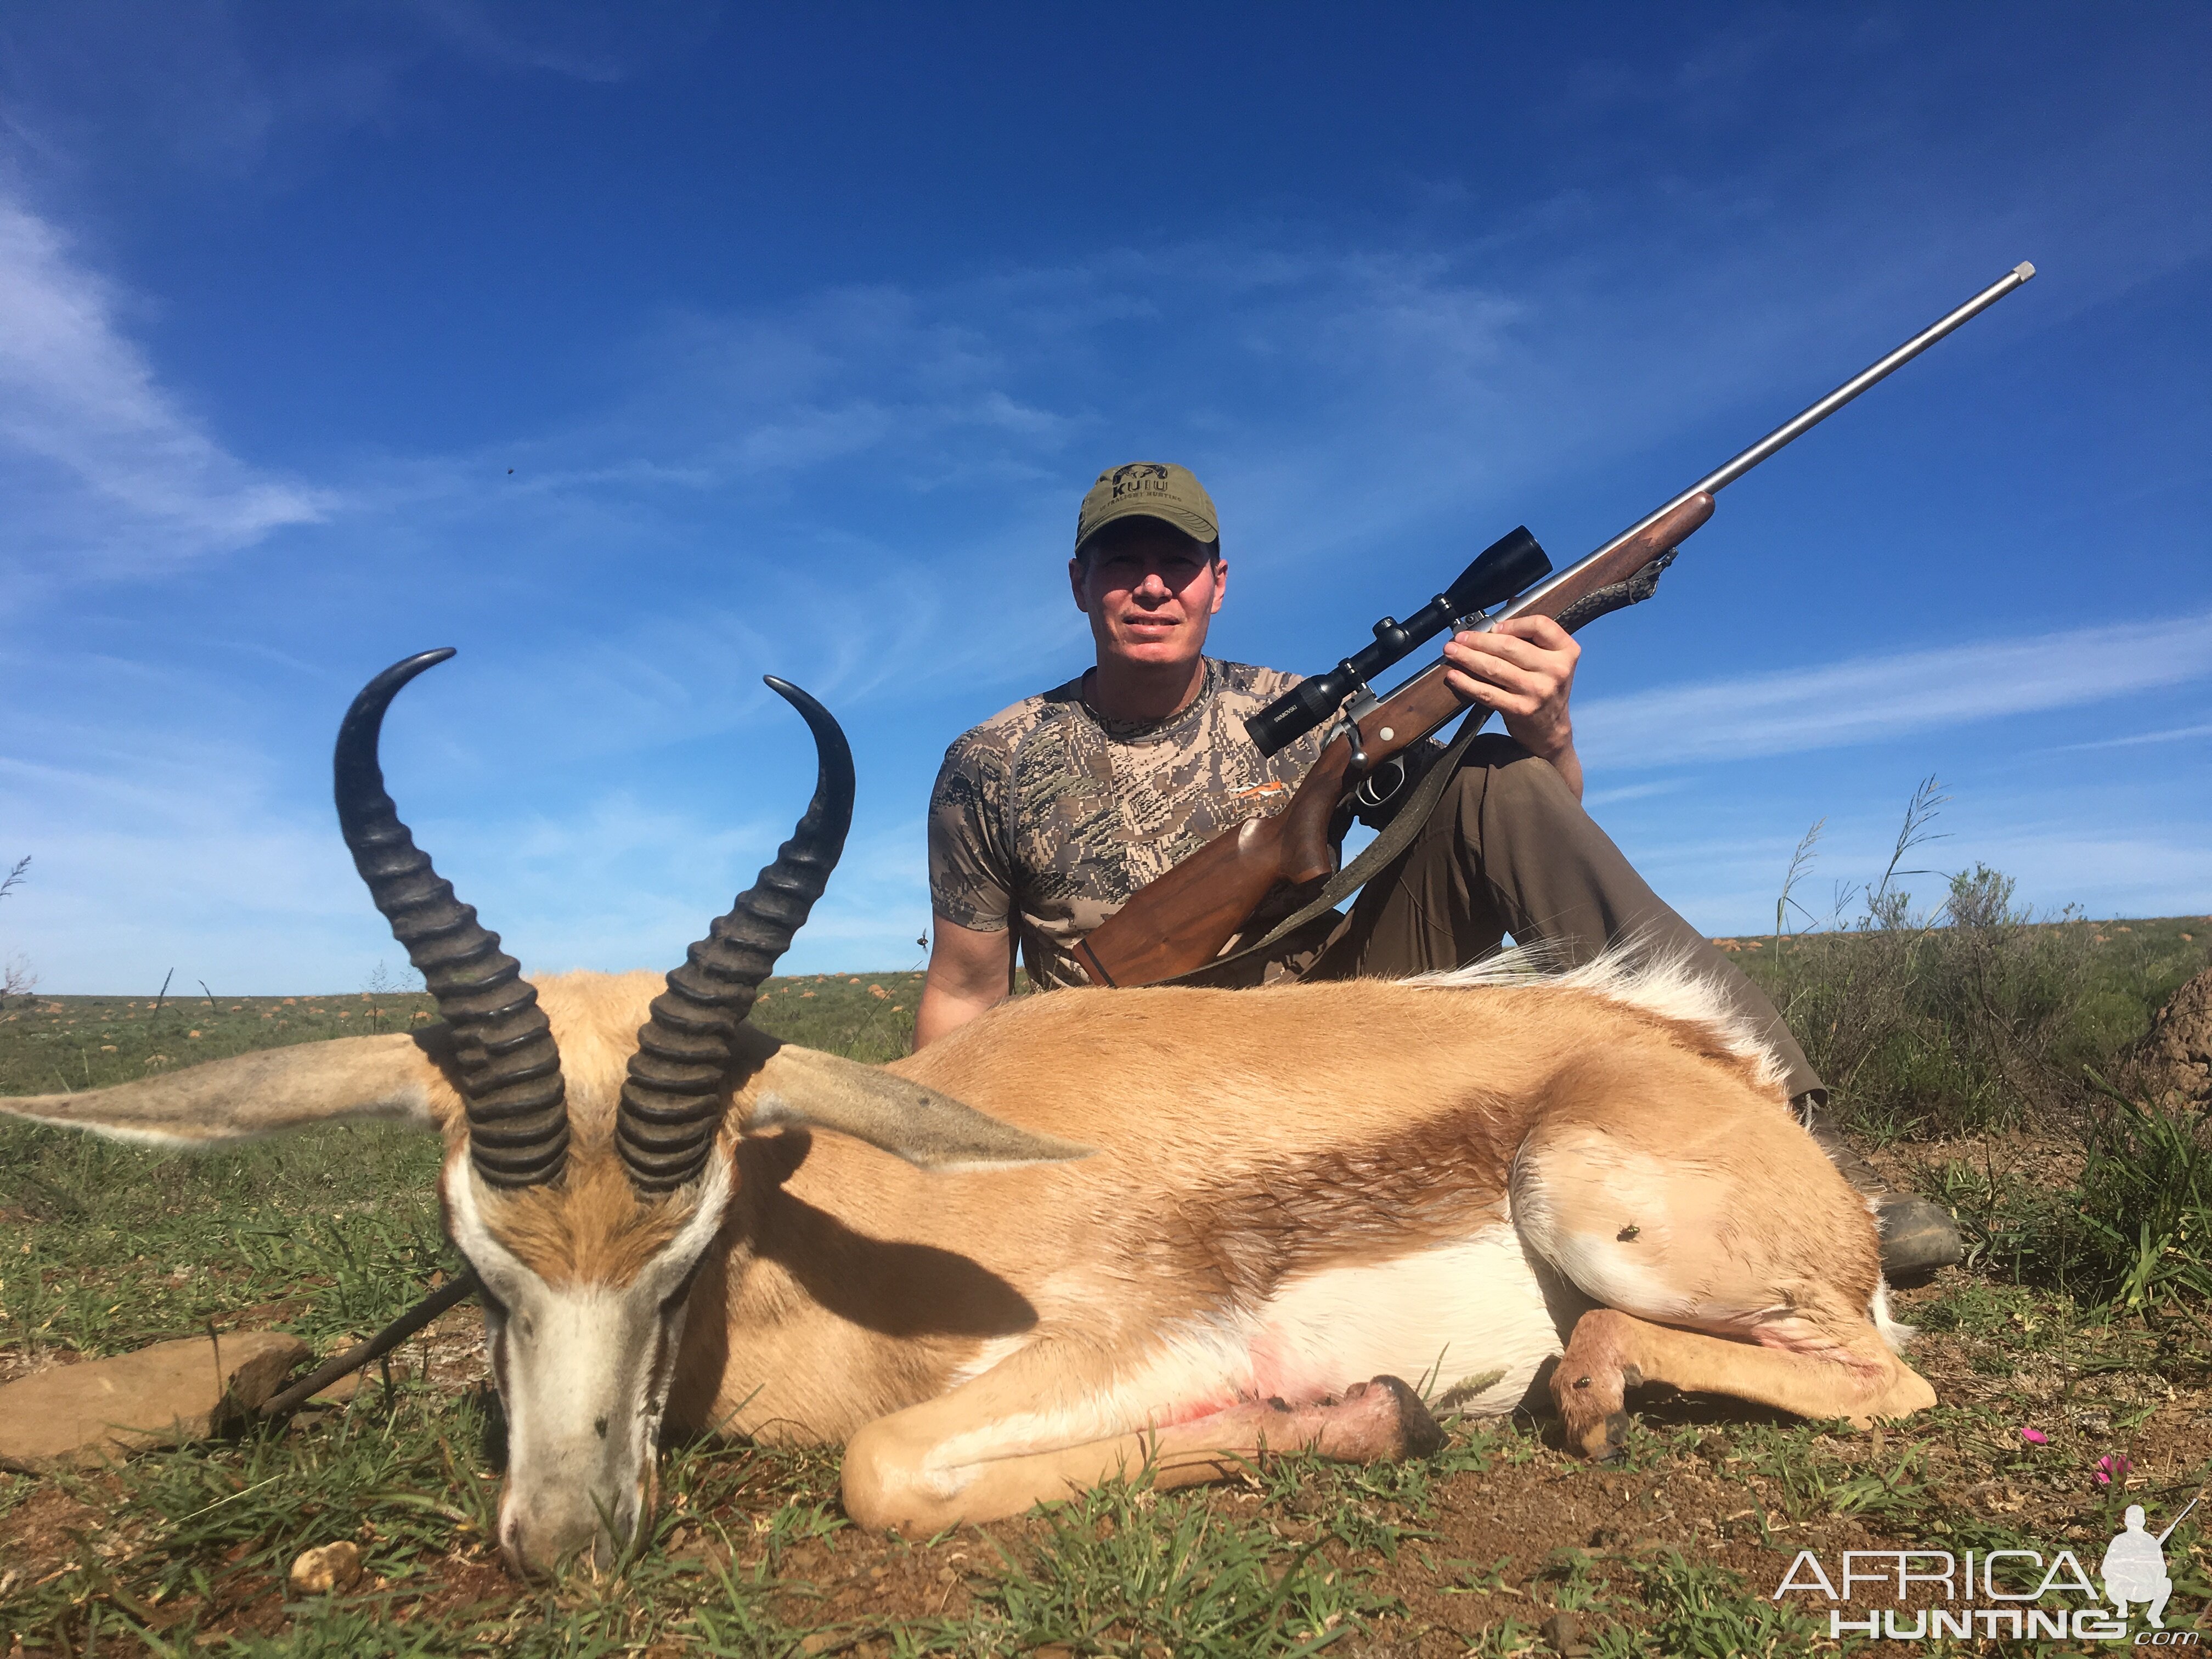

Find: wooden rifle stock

[1073,494,1713,988]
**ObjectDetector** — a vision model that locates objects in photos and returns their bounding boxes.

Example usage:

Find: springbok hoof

[1365,1374,1446,1458]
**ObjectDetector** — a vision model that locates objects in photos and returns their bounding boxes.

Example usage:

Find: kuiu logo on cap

[1109,463,1171,499]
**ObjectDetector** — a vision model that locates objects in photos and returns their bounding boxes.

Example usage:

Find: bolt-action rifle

[1073,263,2038,990]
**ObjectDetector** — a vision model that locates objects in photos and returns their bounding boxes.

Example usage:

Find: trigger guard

[1353,754,1408,811]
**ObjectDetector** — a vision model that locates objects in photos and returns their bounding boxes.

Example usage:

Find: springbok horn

[334,650,570,1188]
[616,676,854,1193]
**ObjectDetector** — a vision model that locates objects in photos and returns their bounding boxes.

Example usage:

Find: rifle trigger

[1325,709,1369,776]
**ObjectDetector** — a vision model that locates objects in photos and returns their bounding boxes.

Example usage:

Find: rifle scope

[1245,527,1553,758]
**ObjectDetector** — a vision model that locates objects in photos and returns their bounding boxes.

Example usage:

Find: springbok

[2,651,1936,1576]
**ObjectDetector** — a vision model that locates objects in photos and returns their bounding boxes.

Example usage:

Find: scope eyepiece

[1243,526,1551,757]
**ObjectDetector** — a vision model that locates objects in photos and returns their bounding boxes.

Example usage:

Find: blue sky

[3,3,2207,993]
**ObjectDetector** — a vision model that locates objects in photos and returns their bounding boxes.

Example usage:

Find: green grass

[0,969,926,1098]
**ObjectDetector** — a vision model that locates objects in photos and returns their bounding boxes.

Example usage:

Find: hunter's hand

[1441,616,1584,799]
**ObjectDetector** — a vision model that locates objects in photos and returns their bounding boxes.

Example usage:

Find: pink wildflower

[2020,1427,2049,1446]
[2095,1454,2132,1487]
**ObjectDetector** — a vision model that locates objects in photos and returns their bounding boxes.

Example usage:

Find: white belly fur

[1246,1221,1563,1417]
[927,1221,1564,1476]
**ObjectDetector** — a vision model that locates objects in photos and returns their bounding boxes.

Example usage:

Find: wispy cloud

[1575,612,2212,770]
[0,734,933,992]
[0,188,332,579]
[2047,721,2212,753]
[1583,779,1686,808]
[404,0,718,85]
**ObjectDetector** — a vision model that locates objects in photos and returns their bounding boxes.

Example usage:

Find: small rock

[0,1330,309,1468]
[1540,1610,1591,1656]
[289,1540,363,1595]
[798,1636,837,1656]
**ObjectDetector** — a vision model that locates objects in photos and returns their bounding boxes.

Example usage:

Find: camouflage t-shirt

[928,659,1327,989]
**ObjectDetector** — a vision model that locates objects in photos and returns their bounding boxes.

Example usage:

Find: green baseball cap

[1074,461,1220,555]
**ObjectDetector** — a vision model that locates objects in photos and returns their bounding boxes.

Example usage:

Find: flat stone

[0,1330,309,1469]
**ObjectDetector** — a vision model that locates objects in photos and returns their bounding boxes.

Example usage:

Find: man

[919,461,1960,1278]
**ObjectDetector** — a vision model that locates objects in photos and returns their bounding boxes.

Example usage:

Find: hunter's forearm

[913,978,1003,1049]
[1545,741,1584,802]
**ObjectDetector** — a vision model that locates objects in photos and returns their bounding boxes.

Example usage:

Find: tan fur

[458,974,714,1289]
[482,1157,703,1290]
[2,956,1937,1543]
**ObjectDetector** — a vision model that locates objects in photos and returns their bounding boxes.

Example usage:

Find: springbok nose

[502,1499,633,1579]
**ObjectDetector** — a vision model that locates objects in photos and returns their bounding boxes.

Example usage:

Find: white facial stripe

[637,1158,735,1302]
[442,1154,535,1301]
[441,1155,733,1572]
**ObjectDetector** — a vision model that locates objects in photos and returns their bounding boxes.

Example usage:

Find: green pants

[1290,735,1824,1105]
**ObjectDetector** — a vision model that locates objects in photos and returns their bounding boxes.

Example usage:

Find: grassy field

[3,927,2210,1655]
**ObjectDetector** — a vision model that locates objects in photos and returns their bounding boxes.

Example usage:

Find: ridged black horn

[334,650,569,1189]
[616,677,855,1193]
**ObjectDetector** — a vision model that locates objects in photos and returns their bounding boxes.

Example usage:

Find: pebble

[1539,1610,1592,1656]
[288,1541,363,1595]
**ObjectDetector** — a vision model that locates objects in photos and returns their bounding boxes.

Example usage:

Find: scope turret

[1244,526,1551,758]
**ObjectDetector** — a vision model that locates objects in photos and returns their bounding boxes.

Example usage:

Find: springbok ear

[0,1033,448,1149]
[747,1048,1092,1171]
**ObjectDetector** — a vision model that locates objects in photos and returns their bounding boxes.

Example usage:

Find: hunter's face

[1069,522,1226,674]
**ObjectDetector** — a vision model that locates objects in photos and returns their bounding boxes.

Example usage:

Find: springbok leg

[1510,1070,1937,1454]
[1550,1306,1936,1458]
[840,1341,1441,1534]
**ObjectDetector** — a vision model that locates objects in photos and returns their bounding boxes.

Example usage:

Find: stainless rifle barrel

[1500,261,2035,622]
